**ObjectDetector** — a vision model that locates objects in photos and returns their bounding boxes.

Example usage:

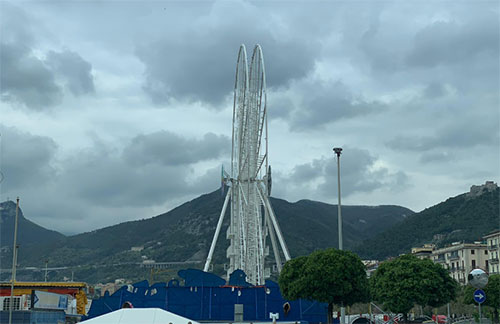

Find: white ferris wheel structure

[204,44,291,285]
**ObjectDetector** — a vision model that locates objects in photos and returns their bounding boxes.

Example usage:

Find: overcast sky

[1,1,498,235]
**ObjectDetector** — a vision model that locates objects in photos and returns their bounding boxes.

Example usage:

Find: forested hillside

[2,189,411,283]
[354,186,500,259]
[0,200,65,247]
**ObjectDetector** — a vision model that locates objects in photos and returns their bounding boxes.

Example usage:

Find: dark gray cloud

[55,131,229,207]
[0,3,61,109]
[423,82,447,99]
[60,144,190,207]
[276,148,408,200]
[355,5,407,74]
[267,94,293,120]
[0,2,37,46]
[190,163,229,194]
[0,125,57,190]
[46,50,95,96]
[123,131,230,166]
[319,149,408,197]
[420,151,454,164]
[274,80,385,131]
[135,2,321,107]
[406,12,499,68]
[347,4,499,100]
[0,3,95,109]
[386,118,499,152]
[0,129,228,232]
[138,40,316,107]
[0,42,62,109]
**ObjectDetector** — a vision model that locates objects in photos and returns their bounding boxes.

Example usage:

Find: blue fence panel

[85,273,328,323]
[0,310,65,324]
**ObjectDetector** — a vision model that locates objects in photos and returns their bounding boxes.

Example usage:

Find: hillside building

[411,244,435,259]
[430,242,488,284]
[467,181,498,198]
[362,260,380,277]
[94,282,118,296]
[484,230,500,275]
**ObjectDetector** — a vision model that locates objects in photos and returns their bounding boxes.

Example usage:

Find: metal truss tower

[204,45,291,285]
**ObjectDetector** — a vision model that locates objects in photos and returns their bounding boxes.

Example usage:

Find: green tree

[279,248,370,323]
[463,274,500,323]
[370,254,458,321]
[278,256,309,300]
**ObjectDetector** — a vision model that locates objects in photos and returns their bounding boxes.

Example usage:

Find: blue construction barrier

[85,269,329,323]
[0,310,66,324]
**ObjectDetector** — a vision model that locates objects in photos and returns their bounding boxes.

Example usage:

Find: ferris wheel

[204,45,291,285]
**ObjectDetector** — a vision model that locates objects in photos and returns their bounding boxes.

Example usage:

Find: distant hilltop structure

[467,181,498,198]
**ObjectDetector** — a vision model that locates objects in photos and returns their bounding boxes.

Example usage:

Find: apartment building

[430,242,488,285]
[484,230,500,275]
[411,244,435,259]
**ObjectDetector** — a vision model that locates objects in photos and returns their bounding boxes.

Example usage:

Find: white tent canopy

[82,308,201,324]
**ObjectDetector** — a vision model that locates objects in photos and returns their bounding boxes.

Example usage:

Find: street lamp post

[333,147,345,324]
[333,148,343,250]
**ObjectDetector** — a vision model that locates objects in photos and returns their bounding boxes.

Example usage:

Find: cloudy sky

[1,1,498,235]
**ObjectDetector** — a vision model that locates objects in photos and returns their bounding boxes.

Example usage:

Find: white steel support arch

[204,45,290,285]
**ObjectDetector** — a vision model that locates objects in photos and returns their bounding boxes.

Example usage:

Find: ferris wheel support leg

[204,187,232,272]
[257,186,291,262]
[266,210,283,272]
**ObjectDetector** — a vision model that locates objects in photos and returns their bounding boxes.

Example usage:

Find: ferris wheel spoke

[254,153,267,178]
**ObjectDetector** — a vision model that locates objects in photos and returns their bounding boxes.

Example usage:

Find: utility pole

[9,197,20,324]
[45,260,48,282]
[333,147,345,324]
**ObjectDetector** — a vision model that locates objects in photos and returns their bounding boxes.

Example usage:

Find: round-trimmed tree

[279,248,370,323]
[370,254,458,321]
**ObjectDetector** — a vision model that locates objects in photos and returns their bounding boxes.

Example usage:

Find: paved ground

[452,319,491,324]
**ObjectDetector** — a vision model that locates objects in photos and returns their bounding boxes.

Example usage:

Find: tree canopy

[370,254,458,315]
[279,248,370,307]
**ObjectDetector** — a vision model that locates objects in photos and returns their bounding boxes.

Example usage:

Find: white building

[484,230,500,275]
[430,242,488,285]
[411,244,435,259]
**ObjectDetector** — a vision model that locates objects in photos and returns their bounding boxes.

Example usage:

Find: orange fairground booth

[0,282,88,314]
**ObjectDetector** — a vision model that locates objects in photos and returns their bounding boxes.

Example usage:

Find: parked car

[432,315,448,324]
[412,315,433,323]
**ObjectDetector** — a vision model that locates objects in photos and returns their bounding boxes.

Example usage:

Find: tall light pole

[333,148,343,250]
[333,147,345,324]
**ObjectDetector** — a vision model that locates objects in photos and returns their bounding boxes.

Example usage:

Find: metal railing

[436,256,446,263]
[452,318,491,324]
[487,244,498,250]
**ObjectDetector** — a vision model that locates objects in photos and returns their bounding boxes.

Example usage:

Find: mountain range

[1,189,411,282]
[0,183,498,283]
[354,184,499,259]
[0,200,65,248]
